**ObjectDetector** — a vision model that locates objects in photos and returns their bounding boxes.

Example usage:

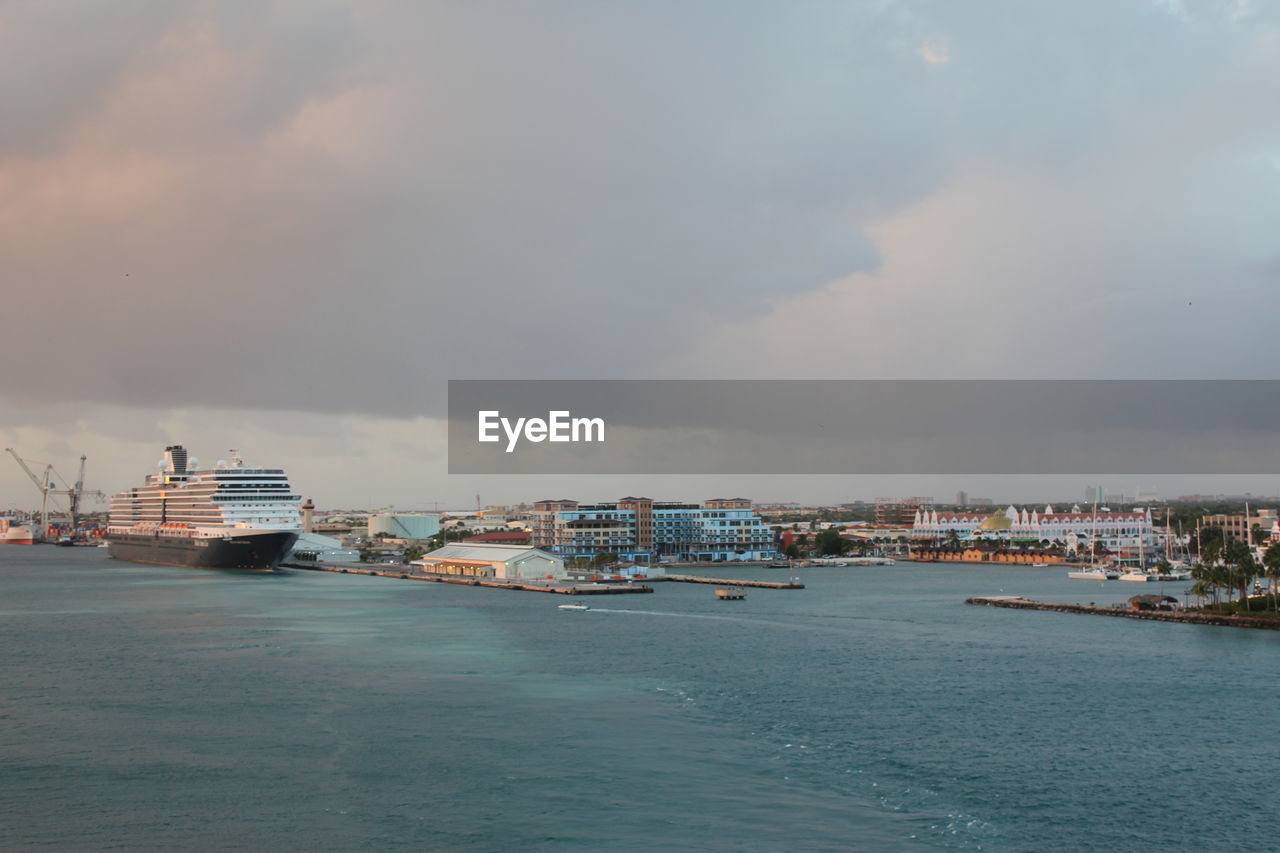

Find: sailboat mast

[1091,502,1098,564]
[1139,509,1145,569]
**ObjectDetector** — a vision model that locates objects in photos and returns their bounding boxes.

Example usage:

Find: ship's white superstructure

[107,446,301,569]
[109,447,301,530]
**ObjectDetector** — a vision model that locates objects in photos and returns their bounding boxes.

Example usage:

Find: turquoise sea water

[4,547,1279,851]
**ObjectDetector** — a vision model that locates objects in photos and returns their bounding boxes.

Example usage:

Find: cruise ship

[107,446,301,569]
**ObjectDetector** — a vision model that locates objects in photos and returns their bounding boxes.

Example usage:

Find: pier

[279,563,804,592]
[662,574,804,589]
[280,562,653,595]
[966,596,1280,631]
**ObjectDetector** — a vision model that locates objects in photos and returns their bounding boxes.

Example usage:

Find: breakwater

[966,596,1280,631]
[280,562,653,594]
[662,574,804,589]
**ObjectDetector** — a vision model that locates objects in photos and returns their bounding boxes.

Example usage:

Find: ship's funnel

[163,445,188,474]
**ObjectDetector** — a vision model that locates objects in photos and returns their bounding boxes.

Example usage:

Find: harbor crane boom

[5,448,50,494]
[5,448,106,536]
[5,447,55,540]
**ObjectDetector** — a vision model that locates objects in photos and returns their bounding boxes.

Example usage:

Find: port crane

[65,455,105,529]
[4,449,106,537]
[5,449,54,539]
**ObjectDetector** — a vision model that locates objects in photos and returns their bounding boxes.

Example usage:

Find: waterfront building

[757,504,831,519]
[875,497,933,526]
[413,543,566,580]
[910,545,1068,565]
[368,512,441,540]
[287,532,360,563]
[911,504,1156,551]
[1201,510,1278,544]
[530,497,774,562]
[461,530,532,545]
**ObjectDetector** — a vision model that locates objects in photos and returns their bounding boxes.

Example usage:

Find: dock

[966,596,1280,631]
[280,562,653,595]
[662,574,804,589]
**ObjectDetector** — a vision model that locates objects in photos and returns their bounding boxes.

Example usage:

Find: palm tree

[1188,577,1213,608]
[1193,557,1228,607]
[1213,562,1232,606]
[1191,563,1213,606]
[1197,541,1223,606]
[1202,540,1222,568]
[1265,541,1280,612]
[1225,540,1256,607]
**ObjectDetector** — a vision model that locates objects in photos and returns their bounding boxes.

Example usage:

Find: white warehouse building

[287,532,361,563]
[369,512,441,540]
[413,543,567,581]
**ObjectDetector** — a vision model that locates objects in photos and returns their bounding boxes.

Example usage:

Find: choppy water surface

[3,548,1278,851]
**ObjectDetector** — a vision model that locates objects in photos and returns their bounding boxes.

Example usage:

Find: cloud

[920,38,949,65]
[0,394,450,509]
[667,26,1280,380]
[0,0,1276,435]
[670,164,1280,379]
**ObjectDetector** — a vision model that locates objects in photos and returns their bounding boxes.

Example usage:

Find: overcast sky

[2,1,1278,511]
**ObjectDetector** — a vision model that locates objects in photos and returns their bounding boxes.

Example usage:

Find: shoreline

[282,561,807,592]
[966,596,1280,631]
[280,561,653,594]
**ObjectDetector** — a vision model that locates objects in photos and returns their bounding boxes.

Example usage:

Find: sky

[2,0,1279,512]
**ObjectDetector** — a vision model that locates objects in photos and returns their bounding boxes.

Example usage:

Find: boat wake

[578,608,841,633]
[586,608,746,620]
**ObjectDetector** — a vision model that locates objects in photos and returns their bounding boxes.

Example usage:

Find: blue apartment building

[530,497,776,562]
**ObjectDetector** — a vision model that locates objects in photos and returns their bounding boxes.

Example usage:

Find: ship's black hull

[107,530,299,570]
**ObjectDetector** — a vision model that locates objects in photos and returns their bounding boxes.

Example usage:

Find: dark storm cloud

[1,1,1277,419]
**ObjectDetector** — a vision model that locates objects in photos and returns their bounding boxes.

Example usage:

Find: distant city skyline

[4,416,1277,518]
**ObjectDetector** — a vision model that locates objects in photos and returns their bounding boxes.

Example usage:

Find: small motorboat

[1067,566,1119,581]
[558,602,590,611]
[715,587,747,600]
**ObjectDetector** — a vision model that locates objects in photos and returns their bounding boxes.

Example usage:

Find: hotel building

[1200,510,1279,544]
[530,497,775,562]
[911,504,1157,551]
[875,496,933,526]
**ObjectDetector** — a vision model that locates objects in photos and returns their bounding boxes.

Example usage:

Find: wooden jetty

[966,596,1280,631]
[280,562,653,595]
[663,574,804,589]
